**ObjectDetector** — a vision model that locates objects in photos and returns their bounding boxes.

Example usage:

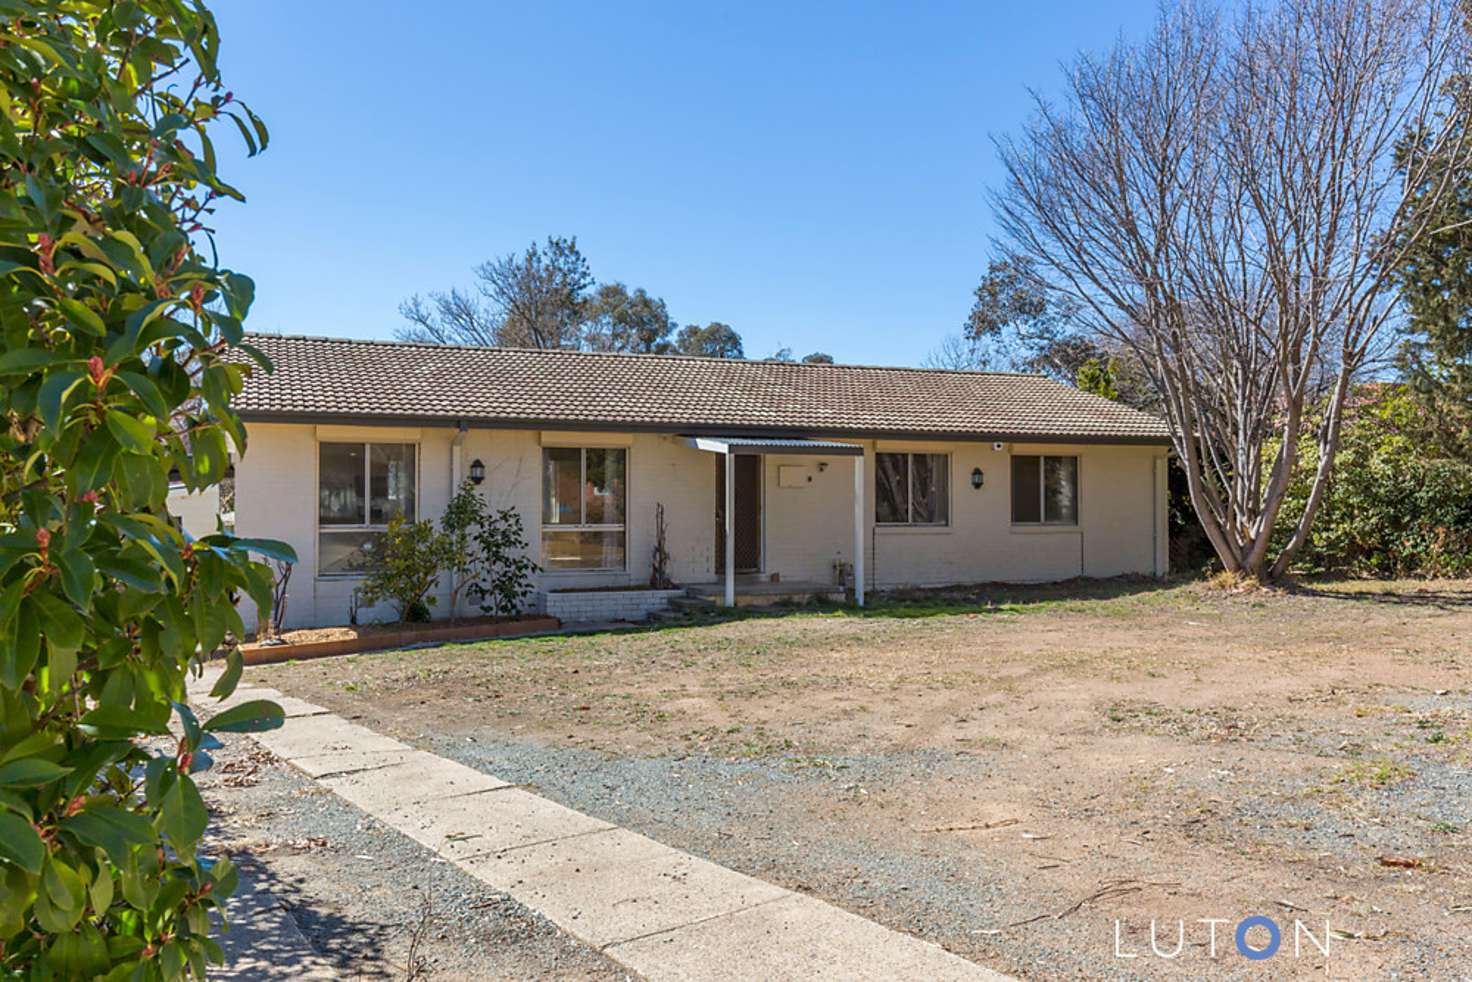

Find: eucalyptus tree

[990,0,1472,579]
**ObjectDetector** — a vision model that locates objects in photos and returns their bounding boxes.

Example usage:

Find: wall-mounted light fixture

[469,459,486,485]
[971,467,985,489]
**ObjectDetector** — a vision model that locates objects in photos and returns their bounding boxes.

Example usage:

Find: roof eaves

[235,408,1173,445]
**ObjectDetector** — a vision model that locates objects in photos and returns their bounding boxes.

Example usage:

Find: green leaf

[56,548,96,609]
[0,759,70,788]
[27,593,84,660]
[95,554,163,593]
[55,297,106,337]
[160,774,207,854]
[103,410,157,452]
[78,705,169,740]
[1,602,40,691]
[0,349,70,376]
[67,427,119,494]
[203,699,284,734]
[209,649,243,699]
[0,812,43,874]
[115,452,165,510]
[115,370,168,418]
[221,537,299,564]
[175,702,203,753]
[100,514,185,587]
[38,370,85,435]
[61,805,154,867]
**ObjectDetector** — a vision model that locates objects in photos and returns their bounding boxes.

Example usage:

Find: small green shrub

[442,480,539,616]
[356,516,450,622]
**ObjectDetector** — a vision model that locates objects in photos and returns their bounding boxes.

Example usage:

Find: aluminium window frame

[316,440,419,578]
[541,445,630,573]
[874,451,951,528]
[1010,453,1080,527]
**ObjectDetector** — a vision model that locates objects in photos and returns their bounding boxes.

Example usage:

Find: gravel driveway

[198,734,632,980]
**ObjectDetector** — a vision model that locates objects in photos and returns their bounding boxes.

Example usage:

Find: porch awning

[683,436,863,456]
[691,434,867,608]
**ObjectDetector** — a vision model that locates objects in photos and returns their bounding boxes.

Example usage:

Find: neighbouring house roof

[234,333,1172,444]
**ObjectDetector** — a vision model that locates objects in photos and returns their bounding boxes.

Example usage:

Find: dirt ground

[255,577,1472,979]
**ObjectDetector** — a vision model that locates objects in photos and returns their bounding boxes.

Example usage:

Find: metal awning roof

[683,436,864,456]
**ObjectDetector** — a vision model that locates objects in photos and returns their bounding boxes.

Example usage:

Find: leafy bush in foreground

[0,2,291,976]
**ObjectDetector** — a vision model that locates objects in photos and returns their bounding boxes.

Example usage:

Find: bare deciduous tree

[398,235,593,349]
[991,0,1471,579]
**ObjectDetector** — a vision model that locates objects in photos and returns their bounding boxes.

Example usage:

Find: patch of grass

[1329,758,1417,789]
[1430,821,1460,835]
[1204,570,1262,593]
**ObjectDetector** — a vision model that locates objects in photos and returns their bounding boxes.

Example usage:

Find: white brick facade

[541,588,687,624]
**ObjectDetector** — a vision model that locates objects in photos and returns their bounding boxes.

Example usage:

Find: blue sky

[210,1,1157,367]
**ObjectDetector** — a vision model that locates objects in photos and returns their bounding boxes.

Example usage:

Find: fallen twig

[1377,856,1423,869]
[1004,878,1181,929]
[914,818,1019,834]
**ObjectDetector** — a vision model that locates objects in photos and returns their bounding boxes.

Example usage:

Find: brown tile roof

[233,334,1171,443]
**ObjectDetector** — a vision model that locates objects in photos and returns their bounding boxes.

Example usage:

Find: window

[542,447,627,570]
[1011,455,1078,525]
[875,452,949,526]
[318,442,416,575]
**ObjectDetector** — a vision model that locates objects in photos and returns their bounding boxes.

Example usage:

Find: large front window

[318,442,416,575]
[875,452,949,526]
[1011,454,1078,525]
[543,447,627,570]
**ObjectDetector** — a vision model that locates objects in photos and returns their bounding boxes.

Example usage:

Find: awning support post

[853,452,865,608]
[724,451,736,608]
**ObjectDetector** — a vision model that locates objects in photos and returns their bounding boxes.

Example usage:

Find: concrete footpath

[211,856,339,980]
[192,672,1011,981]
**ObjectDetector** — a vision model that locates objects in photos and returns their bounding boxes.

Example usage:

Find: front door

[715,455,762,573]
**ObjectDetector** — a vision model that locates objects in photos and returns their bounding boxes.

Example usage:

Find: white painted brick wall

[542,589,686,624]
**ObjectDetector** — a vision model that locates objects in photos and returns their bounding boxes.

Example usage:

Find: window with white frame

[318,442,416,575]
[542,447,627,570]
[875,452,949,526]
[1010,454,1078,525]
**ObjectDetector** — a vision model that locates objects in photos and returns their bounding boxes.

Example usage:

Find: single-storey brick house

[231,333,1172,629]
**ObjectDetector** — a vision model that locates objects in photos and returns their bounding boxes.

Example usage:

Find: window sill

[875,525,953,535]
[1009,524,1081,534]
[316,572,372,580]
[541,568,630,576]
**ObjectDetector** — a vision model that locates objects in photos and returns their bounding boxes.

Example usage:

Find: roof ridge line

[244,331,1050,380]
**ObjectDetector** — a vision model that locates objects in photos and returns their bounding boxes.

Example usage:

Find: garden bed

[240,615,560,665]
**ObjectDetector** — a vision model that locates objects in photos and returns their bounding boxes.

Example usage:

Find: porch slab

[606,892,1007,981]
[459,827,787,948]
[686,581,845,606]
[319,752,512,810]
[383,787,613,860]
